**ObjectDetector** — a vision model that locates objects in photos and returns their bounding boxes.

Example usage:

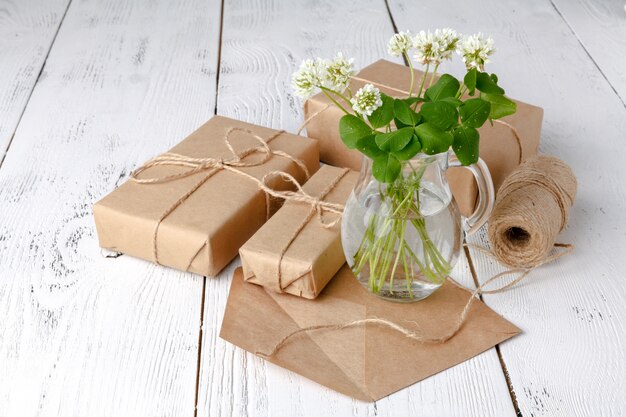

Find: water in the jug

[342,179,463,302]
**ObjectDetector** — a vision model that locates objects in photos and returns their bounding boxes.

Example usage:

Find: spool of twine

[487,155,577,269]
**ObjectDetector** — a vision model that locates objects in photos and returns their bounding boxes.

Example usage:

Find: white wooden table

[1,0,624,416]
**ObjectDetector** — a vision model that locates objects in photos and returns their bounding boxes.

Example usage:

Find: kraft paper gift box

[93,116,319,276]
[304,59,544,215]
[240,165,359,299]
[220,266,520,401]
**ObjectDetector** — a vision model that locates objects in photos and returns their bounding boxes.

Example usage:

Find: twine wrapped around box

[129,126,311,269]
[240,165,359,299]
[93,116,319,276]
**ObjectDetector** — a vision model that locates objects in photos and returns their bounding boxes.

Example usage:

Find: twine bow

[261,170,347,229]
[259,168,350,293]
[130,126,310,269]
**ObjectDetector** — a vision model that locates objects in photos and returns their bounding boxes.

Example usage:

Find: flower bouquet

[293,29,517,301]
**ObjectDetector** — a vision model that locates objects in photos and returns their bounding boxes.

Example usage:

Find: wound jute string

[257,155,577,358]
[487,155,577,268]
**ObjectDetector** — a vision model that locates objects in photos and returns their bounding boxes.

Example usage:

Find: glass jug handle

[448,154,495,235]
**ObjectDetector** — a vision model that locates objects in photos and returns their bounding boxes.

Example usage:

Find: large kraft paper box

[304,59,543,215]
[94,116,319,277]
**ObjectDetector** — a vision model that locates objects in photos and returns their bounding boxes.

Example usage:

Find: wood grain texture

[198,0,516,415]
[387,0,626,415]
[0,0,69,157]
[0,0,222,415]
[550,0,626,105]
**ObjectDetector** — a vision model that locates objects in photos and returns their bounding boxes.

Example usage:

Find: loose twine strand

[256,242,573,359]
[257,155,577,358]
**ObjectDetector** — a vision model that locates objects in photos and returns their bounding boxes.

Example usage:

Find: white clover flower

[387,31,413,57]
[458,33,495,70]
[413,30,444,65]
[412,28,461,65]
[324,52,355,93]
[350,84,383,117]
[292,58,326,99]
[434,28,460,62]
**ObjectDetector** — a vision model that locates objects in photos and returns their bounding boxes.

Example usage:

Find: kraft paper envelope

[220,266,520,401]
[305,59,543,216]
[240,165,359,299]
[93,116,319,276]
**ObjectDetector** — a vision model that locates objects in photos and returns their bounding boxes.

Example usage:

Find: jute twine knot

[261,170,347,229]
[488,155,577,268]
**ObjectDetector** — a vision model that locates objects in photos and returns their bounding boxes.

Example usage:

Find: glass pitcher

[341,150,494,302]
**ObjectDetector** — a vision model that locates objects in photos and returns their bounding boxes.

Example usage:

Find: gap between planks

[195,0,225,414]
[547,0,626,109]
[213,0,226,116]
[0,0,73,169]
[194,277,208,417]
[463,245,523,416]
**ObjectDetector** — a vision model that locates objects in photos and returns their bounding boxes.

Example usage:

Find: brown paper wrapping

[220,266,520,401]
[304,59,543,216]
[240,165,359,299]
[93,116,320,276]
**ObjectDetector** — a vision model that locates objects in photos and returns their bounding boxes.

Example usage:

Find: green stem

[349,162,454,297]
[455,84,467,99]
[319,85,351,104]
[320,87,351,115]
[404,52,415,97]
[416,63,430,99]
[428,63,440,87]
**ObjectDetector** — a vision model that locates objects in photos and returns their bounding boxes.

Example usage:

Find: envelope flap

[220,269,372,401]
[220,266,520,402]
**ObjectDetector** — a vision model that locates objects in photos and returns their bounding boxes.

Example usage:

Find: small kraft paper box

[93,116,319,276]
[240,165,359,299]
[304,59,543,215]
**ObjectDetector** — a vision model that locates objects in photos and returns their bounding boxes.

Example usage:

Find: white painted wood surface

[388,0,626,415]
[0,0,221,415]
[0,0,69,156]
[1,0,624,416]
[550,0,626,104]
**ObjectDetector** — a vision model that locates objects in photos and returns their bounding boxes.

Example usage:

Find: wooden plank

[387,0,626,415]
[0,0,69,158]
[550,0,626,105]
[197,0,517,415]
[0,0,222,415]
